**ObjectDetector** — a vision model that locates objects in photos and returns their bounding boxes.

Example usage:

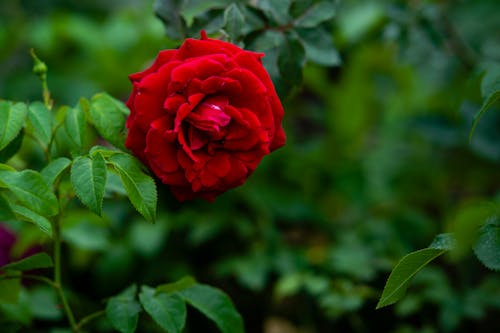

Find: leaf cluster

[154,0,340,97]
[106,277,244,333]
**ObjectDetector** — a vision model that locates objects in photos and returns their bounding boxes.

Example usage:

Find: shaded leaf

[106,285,141,333]
[278,35,305,85]
[71,154,107,216]
[376,247,447,309]
[469,65,500,141]
[27,285,62,320]
[64,99,90,154]
[154,0,186,39]
[0,169,59,217]
[224,3,245,41]
[62,219,109,251]
[89,93,129,150]
[0,194,15,220]
[473,216,500,271]
[27,101,52,148]
[1,253,53,271]
[294,1,336,28]
[41,157,71,187]
[181,0,232,27]
[0,129,24,163]
[10,204,53,236]
[156,276,197,294]
[179,284,244,333]
[256,0,292,25]
[0,101,28,151]
[139,285,186,333]
[296,27,341,66]
[108,153,157,223]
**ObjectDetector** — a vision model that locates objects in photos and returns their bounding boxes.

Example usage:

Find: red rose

[125,31,286,201]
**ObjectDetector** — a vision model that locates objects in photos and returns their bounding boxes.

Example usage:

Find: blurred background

[1,0,499,332]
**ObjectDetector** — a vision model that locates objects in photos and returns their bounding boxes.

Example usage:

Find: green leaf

[429,233,455,251]
[473,216,500,271]
[71,154,107,216]
[154,0,186,39]
[11,204,53,236]
[296,27,341,66]
[179,284,244,333]
[181,0,231,27]
[376,247,447,309]
[27,101,52,148]
[89,93,129,150]
[1,253,53,271]
[27,285,62,320]
[41,157,71,187]
[156,276,197,294]
[0,169,59,217]
[224,3,245,41]
[108,153,157,223]
[62,218,109,251]
[0,288,32,324]
[0,279,22,303]
[0,129,24,163]
[278,35,305,86]
[139,285,186,333]
[64,99,90,154]
[256,0,292,25]
[106,285,141,333]
[0,194,15,220]
[469,61,500,141]
[0,101,28,151]
[294,1,336,28]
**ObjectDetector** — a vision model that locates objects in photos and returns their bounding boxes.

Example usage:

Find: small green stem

[53,216,78,332]
[30,48,53,110]
[75,310,106,331]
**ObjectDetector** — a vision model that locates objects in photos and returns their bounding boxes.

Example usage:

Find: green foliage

[107,153,157,223]
[179,284,245,333]
[139,286,187,333]
[154,0,340,97]
[102,276,245,333]
[0,101,28,151]
[106,285,141,333]
[473,216,500,271]
[470,64,500,140]
[1,253,53,272]
[71,154,107,216]
[89,93,129,150]
[0,169,59,217]
[64,99,92,155]
[41,157,72,187]
[377,235,453,309]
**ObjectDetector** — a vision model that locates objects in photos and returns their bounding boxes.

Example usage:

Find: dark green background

[1,0,499,332]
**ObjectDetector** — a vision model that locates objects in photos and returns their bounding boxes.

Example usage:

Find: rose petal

[188,126,209,150]
[145,124,179,174]
[201,76,242,95]
[171,57,226,83]
[129,50,177,83]
[206,153,231,178]
[177,38,242,60]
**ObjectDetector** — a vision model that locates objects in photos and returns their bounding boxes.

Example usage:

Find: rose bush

[125,31,286,201]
